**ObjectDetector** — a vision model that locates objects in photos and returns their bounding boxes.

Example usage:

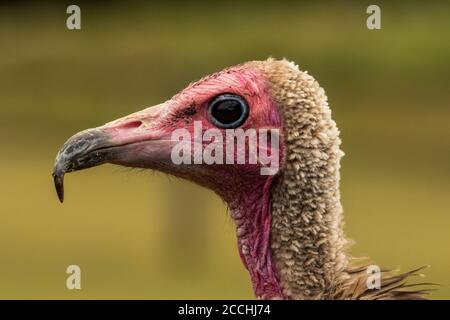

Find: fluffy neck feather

[259,59,349,299]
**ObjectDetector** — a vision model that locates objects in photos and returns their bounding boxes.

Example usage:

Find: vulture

[53,58,429,299]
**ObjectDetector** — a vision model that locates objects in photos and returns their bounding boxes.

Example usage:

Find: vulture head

[53,58,427,300]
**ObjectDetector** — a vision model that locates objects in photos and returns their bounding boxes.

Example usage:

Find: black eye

[208,94,249,129]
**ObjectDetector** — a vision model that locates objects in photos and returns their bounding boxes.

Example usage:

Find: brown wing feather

[336,263,435,300]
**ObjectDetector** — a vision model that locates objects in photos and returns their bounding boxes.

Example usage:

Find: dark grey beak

[52,128,112,203]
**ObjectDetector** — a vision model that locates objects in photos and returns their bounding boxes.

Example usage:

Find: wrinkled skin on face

[53,62,285,298]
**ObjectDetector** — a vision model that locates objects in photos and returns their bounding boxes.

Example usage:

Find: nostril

[118,120,143,130]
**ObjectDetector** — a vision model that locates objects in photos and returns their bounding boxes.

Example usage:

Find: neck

[263,60,349,299]
[228,161,348,300]
[228,58,350,299]
[227,175,284,299]
[269,153,349,299]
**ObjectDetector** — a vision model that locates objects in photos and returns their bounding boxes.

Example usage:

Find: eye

[208,94,249,129]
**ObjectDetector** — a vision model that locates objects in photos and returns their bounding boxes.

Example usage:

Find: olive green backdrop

[0,1,449,299]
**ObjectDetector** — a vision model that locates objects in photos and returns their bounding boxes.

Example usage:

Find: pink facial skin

[89,65,286,299]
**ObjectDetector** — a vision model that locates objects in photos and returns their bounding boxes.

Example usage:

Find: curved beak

[52,104,173,203]
[52,128,115,203]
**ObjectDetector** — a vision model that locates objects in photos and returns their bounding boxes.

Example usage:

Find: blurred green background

[0,1,449,299]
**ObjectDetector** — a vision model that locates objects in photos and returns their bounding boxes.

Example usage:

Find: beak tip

[53,172,65,203]
[52,127,112,204]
